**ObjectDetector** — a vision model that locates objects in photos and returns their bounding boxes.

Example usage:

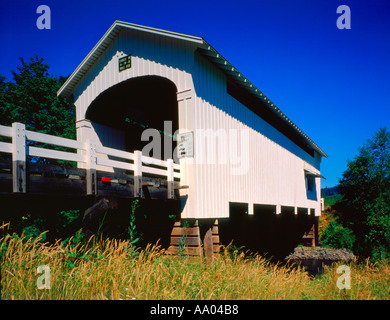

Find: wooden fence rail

[0,122,180,198]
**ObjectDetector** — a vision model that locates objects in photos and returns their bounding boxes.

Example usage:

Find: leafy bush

[319,220,355,251]
[364,194,390,261]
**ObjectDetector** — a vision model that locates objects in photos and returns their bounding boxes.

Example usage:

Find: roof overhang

[304,168,326,179]
[58,20,328,158]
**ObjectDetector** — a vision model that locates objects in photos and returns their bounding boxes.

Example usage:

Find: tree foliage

[0,55,77,238]
[0,54,75,139]
[334,128,390,261]
[319,219,356,251]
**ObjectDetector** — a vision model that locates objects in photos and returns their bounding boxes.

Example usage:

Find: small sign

[118,54,131,72]
[177,132,194,158]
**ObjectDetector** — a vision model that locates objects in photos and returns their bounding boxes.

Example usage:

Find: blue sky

[1,0,389,188]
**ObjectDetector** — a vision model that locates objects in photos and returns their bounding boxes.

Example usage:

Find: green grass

[1,229,389,300]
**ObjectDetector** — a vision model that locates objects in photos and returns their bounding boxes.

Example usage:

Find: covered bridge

[57,20,327,256]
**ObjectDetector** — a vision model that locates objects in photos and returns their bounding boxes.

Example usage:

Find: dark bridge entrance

[86,76,179,159]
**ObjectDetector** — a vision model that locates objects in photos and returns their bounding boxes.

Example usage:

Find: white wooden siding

[178,53,321,219]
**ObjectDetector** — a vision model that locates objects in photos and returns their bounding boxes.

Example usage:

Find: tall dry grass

[1,229,389,300]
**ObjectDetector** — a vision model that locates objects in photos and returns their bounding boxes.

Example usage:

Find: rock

[284,246,356,276]
[285,246,356,262]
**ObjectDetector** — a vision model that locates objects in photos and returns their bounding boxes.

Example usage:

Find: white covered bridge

[1,21,327,257]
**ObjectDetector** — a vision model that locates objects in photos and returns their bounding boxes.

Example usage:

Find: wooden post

[85,140,97,195]
[204,228,214,265]
[12,122,26,193]
[82,197,111,243]
[134,150,142,198]
[212,219,220,253]
[314,216,319,247]
[167,158,174,199]
[82,197,111,226]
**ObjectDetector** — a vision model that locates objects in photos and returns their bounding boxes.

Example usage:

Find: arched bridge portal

[85,76,179,160]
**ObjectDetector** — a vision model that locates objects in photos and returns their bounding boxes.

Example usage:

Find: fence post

[134,150,142,198]
[12,122,26,193]
[167,159,174,199]
[85,139,97,195]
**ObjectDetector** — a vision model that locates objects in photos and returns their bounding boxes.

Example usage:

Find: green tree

[0,54,75,139]
[0,55,77,238]
[335,127,390,261]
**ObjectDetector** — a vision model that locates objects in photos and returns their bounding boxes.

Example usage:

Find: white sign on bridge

[177,132,194,159]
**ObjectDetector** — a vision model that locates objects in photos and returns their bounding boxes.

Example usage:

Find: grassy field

[1,229,389,300]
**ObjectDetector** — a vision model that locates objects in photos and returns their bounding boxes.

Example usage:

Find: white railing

[0,122,180,198]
